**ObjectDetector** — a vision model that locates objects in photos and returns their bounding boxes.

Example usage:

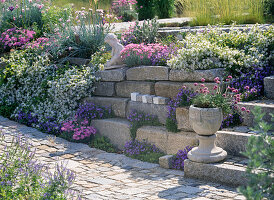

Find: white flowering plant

[0,50,98,125]
[168,24,274,76]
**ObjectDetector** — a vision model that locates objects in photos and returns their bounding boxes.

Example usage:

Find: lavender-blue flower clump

[124,140,165,163]
[127,110,161,140]
[172,146,193,170]
[0,130,79,199]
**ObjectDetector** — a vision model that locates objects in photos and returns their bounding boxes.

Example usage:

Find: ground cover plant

[127,110,161,140]
[124,140,165,163]
[168,24,274,77]
[0,130,79,199]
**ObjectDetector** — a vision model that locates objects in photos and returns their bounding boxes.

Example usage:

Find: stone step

[184,156,248,187]
[137,126,255,156]
[127,101,168,124]
[83,97,129,118]
[264,76,274,99]
[238,100,274,128]
[91,118,131,150]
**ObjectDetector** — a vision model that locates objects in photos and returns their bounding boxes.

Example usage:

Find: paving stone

[127,101,168,124]
[94,82,115,96]
[142,94,155,104]
[126,66,169,81]
[95,68,126,82]
[0,116,241,200]
[264,76,274,99]
[116,81,155,97]
[169,68,225,82]
[83,96,129,117]
[91,118,131,150]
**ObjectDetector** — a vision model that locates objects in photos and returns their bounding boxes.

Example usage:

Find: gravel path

[0,116,245,200]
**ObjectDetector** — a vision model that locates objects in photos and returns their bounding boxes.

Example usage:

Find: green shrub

[238,106,274,200]
[166,118,179,132]
[47,7,110,60]
[136,0,155,20]
[155,0,175,19]
[90,135,117,153]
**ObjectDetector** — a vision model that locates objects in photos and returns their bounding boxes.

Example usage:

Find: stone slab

[184,158,247,187]
[169,68,225,82]
[136,126,198,154]
[155,81,215,98]
[126,66,169,81]
[94,82,115,96]
[176,107,193,131]
[153,96,170,105]
[237,100,274,127]
[159,155,174,169]
[116,81,155,98]
[91,118,131,150]
[66,57,90,66]
[264,76,274,99]
[216,131,254,157]
[83,97,129,118]
[95,68,126,82]
[127,101,168,124]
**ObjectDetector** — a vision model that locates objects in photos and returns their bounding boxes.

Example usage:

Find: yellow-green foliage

[179,0,265,25]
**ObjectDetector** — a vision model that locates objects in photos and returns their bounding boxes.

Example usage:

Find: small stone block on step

[131,92,140,101]
[142,95,154,104]
[153,96,170,105]
[136,94,143,102]
[159,155,174,169]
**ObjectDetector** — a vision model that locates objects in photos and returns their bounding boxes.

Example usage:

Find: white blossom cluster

[0,51,98,124]
[168,24,274,73]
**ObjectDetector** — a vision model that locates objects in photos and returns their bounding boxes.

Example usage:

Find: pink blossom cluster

[192,76,250,113]
[61,116,96,141]
[23,37,50,49]
[0,28,36,50]
[121,43,174,66]
[112,0,137,9]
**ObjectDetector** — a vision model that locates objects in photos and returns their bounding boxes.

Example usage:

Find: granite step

[83,96,130,118]
[238,100,274,128]
[184,156,248,187]
[264,76,274,99]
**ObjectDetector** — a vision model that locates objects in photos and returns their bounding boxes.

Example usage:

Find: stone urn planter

[187,105,227,163]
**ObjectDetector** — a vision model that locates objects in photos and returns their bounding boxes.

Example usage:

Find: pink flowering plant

[0,28,36,51]
[120,43,175,67]
[191,76,250,114]
[61,116,97,143]
[111,0,137,22]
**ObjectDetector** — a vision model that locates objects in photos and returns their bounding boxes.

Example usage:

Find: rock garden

[0,0,273,200]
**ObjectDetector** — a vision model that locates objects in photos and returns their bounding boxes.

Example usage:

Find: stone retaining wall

[94,66,225,99]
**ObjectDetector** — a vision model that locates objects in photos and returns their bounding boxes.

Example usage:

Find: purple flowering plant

[124,140,165,163]
[172,146,193,170]
[0,130,79,199]
[230,66,274,101]
[127,110,161,140]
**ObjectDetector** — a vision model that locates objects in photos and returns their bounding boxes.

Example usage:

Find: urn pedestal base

[187,134,227,163]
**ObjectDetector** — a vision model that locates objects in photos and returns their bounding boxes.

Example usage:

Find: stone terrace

[0,116,246,200]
